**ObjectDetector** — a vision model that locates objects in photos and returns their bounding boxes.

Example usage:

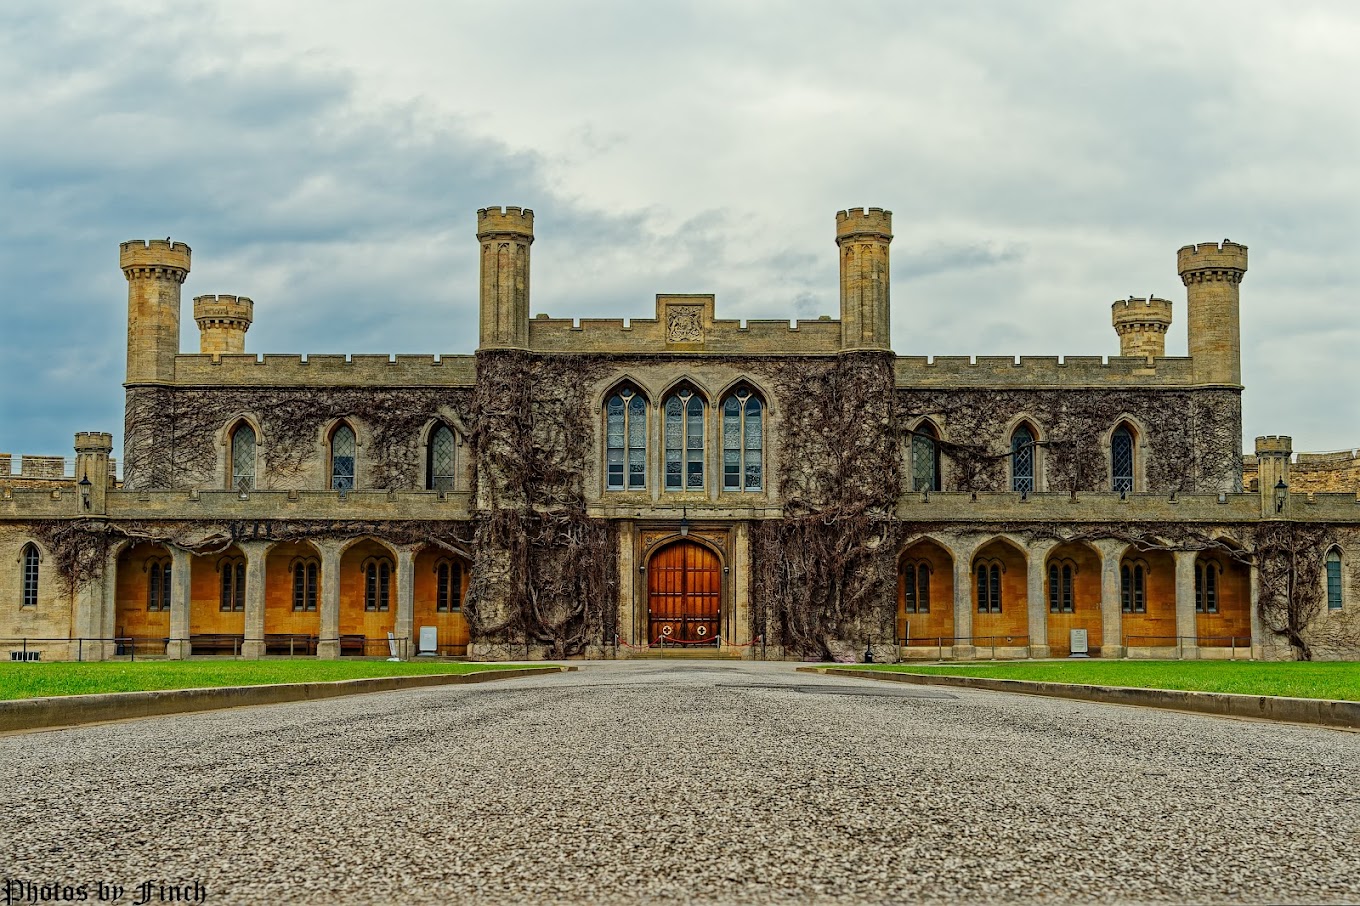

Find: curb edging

[0,666,566,734]
[799,667,1360,731]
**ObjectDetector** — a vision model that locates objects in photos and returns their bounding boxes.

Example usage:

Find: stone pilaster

[1027,540,1057,658]
[394,545,416,659]
[241,541,269,659]
[951,538,977,658]
[1174,549,1200,659]
[317,540,342,659]
[1095,540,1125,658]
[168,547,193,659]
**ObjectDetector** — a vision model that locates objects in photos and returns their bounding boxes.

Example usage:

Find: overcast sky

[3,1,1359,466]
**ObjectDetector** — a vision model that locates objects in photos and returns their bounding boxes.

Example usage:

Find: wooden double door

[648,540,721,645]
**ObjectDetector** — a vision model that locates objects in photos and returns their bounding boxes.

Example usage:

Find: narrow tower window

[722,389,763,492]
[1327,549,1343,610]
[605,388,648,491]
[912,423,941,492]
[1112,425,1135,493]
[428,425,457,492]
[229,423,256,491]
[330,423,356,490]
[664,387,705,491]
[21,544,39,608]
[1011,424,1036,493]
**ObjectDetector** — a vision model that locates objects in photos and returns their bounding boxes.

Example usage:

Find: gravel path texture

[1,660,1357,905]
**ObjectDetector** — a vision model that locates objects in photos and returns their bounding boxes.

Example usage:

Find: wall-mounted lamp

[679,507,690,537]
[78,474,92,512]
[1275,478,1288,514]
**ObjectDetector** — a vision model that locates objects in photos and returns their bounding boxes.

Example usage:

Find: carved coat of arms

[666,306,703,342]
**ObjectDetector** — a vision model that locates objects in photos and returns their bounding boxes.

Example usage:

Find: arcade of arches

[896,536,1252,657]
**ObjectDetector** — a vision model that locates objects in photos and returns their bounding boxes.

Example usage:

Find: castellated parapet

[193,295,254,355]
[477,206,534,350]
[122,239,192,385]
[1178,239,1247,387]
[835,207,893,352]
[1111,296,1173,359]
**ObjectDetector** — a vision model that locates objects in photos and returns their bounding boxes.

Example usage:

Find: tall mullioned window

[1011,424,1036,493]
[1327,549,1343,611]
[428,425,457,492]
[1112,425,1135,493]
[330,423,356,490]
[976,562,1002,613]
[902,561,930,614]
[21,544,39,608]
[1048,562,1074,614]
[912,423,940,492]
[147,558,172,612]
[230,423,256,491]
[364,559,392,612]
[1195,561,1219,614]
[219,556,245,613]
[605,388,648,491]
[721,389,763,492]
[664,387,705,491]
[292,559,318,612]
[1120,562,1147,614]
[436,560,463,613]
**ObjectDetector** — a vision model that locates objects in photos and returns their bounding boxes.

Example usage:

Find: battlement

[895,354,1196,388]
[476,206,535,238]
[170,353,478,387]
[74,432,113,455]
[119,238,192,272]
[1255,435,1294,456]
[835,207,893,242]
[1177,239,1248,276]
[193,295,254,324]
[1111,296,1173,326]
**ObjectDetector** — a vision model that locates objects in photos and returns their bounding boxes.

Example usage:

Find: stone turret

[121,239,191,385]
[1255,435,1292,516]
[477,206,534,349]
[1112,296,1173,359]
[74,431,114,513]
[1178,240,1247,386]
[836,207,893,351]
[193,295,254,355]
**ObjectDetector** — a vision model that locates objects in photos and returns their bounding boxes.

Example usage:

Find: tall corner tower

[1177,240,1247,386]
[836,207,893,352]
[477,206,534,349]
[121,239,191,384]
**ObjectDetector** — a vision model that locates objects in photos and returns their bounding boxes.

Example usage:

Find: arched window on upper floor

[664,385,706,492]
[428,424,458,492]
[1011,423,1037,493]
[330,422,356,491]
[912,422,941,492]
[229,423,256,491]
[146,557,172,612]
[364,557,392,612]
[721,387,763,492]
[292,558,319,612]
[605,386,648,491]
[20,543,40,609]
[1112,423,1135,493]
[1327,548,1344,611]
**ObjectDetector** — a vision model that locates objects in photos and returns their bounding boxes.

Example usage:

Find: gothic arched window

[147,558,172,612]
[292,559,319,612]
[1120,561,1147,614]
[1195,560,1220,614]
[330,423,356,491]
[364,558,392,612]
[218,556,245,612]
[21,543,39,608]
[903,561,931,614]
[976,561,1003,613]
[1112,424,1135,493]
[1011,424,1036,493]
[428,424,458,492]
[1047,561,1075,613]
[229,423,256,491]
[1327,548,1343,611]
[664,387,706,491]
[605,387,648,491]
[721,389,763,492]
[912,422,941,492]
[436,560,464,612]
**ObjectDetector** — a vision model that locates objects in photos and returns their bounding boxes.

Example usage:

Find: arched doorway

[648,540,721,645]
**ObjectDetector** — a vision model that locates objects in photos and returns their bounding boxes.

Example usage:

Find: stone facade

[2,206,1357,663]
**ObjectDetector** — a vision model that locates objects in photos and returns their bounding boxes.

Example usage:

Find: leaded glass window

[21,544,39,608]
[1112,425,1134,493]
[1327,549,1343,610]
[912,424,940,492]
[147,559,172,612]
[1132,564,1145,613]
[230,423,256,491]
[606,388,647,491]
[292,560,318,612]
[219,557,245,612]
[365,559,391,612]
[1011,424,1035,493]
[1196,561,1219,614]
[976,562,1002,613]
[428,425,457,492]
[664,388,705,491]
[722,389,763,492]
[1120,565,1131,613]
[330,423,356,490]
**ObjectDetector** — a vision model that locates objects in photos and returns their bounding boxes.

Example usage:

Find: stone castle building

[3,207,1358,662]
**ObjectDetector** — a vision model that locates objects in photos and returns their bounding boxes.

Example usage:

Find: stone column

[952,538,976,659]
[1026,540,1057,658]
[731,522,752,650]
[100,548,119,661]
[1095,540,1125,658]
[71,551,113,662]
[168,547,193,659]
[1249,562,1263,660]
[395,545,416,659]
[1174,550,1199,659]
[240,541,269,659]
[317,540,342,659]
[617,525,636,654]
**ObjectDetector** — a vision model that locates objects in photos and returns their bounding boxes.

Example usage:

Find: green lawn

[0,660,538,701]
[847,660,1360,702]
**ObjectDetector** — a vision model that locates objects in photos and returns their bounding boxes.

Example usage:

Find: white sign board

[1069,628,1090,657]
[419,626,439,655]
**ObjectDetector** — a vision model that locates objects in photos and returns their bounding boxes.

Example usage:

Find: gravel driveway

[1,661,1357,904]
